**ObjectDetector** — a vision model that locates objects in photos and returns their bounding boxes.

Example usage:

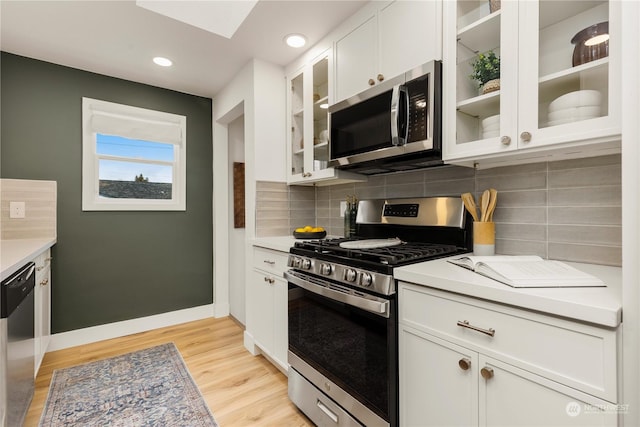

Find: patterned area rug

[39,342,218,427]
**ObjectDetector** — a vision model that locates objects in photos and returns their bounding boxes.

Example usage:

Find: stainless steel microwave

[329,60,442,175]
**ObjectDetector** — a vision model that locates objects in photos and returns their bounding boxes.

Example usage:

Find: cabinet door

[34,250,52,374]
[516,0,620,150]
[399,325,478,427]
[378,0,442,81]
[287,50,367,186]
[479,356,617,427]
[250,269,274,352]
[272,276,288,367]
[289,68,305,178]
[442,0,519,161]
[443,0,620,165]
[335,12,377,102]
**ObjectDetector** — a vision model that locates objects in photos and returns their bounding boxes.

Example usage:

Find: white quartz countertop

[1,238,56,281]
[252,236,298,253]
[395,256,622,328]
[252,235,340,253]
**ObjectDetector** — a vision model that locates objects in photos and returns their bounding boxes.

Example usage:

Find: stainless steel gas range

[285,197,473,427]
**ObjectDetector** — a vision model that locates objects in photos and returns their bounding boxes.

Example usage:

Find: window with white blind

[82,97,186,211]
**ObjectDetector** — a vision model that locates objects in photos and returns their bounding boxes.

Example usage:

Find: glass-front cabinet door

[443,0,620,166]
[290,71,305,176]
[287,49,366,185]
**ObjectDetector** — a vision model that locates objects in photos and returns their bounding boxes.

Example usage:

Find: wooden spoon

[480,189,490,221]
[461,193,479,221]
[487,188,498,222]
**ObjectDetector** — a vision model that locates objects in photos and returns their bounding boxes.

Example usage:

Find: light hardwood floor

[25,316,314,426]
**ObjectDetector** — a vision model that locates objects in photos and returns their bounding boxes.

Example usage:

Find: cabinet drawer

[399,283,618,403]
[253,246,289,275]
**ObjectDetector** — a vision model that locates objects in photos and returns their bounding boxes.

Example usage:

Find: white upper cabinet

[443,0,621,168]
[286,49,366,185]
[335,0,443,103]
[378,0,443,81]
[335,11,378,103]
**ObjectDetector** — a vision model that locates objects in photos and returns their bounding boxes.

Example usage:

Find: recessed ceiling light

[153,57,173,67]
[285,34,307,48]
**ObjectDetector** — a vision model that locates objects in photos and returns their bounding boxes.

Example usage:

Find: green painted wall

[1,52,213,333]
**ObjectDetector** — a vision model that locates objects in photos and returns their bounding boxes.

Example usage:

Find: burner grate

[295,239,459,266]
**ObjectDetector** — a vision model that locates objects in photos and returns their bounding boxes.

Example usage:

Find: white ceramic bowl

[548,90,602,112]
[481,123,500,132]
[548,106,601,121]
[482,130,500,139]
[481,114,500,127]
[548,118,577,126]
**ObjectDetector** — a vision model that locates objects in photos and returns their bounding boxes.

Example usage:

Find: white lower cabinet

[400,327,478,426]
[479,356,615,427]
[249,246,288,371]
[398,282,619,427]
[34,248,52,375]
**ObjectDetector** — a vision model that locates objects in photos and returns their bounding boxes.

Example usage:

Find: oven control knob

[291,257,302,268]
[345,268,357,282]
[361,273,373,287]
[320,263,333,276]
[301,259,312,270]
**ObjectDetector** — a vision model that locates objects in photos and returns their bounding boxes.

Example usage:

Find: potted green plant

[469,50,501,94]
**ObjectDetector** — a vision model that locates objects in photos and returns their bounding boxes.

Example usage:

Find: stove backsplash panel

[256,154,621,266]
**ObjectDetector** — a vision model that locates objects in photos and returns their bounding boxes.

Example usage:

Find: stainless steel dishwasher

[1,262,36,427]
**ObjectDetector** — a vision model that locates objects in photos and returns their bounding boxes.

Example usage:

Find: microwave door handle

[390,85,401,146]
[400,85,409,145]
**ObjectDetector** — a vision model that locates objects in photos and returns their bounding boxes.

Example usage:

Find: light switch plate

[10,201,26,218]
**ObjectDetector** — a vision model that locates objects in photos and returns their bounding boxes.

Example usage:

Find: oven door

[285,270,397,427]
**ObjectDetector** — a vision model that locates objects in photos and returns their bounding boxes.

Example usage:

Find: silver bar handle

[390,84,401,146]
[457,320,495,337]
[317,400,339,423]
[284,270,389,318]
[401,85,409,145]
[263,260,276,265]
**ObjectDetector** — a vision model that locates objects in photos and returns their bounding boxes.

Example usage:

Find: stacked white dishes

[547,90,602,126]
[481,114,500,139]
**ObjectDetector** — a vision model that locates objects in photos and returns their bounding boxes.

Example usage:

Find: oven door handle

[285,271,390,318]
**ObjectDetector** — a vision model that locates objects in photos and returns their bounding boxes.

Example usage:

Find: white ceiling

[0,0,366,99]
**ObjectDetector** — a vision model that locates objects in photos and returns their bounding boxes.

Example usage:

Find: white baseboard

[213,301,230,318]
[48,304,216,351]
[243,330,259,355]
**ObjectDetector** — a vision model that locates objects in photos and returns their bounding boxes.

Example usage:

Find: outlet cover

[10,201,26,218]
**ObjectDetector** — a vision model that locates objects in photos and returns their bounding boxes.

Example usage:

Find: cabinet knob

[458,358,471,371]
[377,74,384,82]
[481,367,494,380]
[520,131,532,142]
[263,276,275,284]
[40,278,49,287]
[368,78,375,86]
[500,136,511,146]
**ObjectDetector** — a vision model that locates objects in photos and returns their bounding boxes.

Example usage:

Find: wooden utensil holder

[473,221,495,256]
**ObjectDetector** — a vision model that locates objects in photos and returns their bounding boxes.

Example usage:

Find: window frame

[82,97,187,211]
